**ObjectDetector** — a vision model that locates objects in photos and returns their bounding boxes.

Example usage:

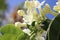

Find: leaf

[47,14,60,40]
[41,19,51,31]
[0,24,27,40]
[31,21,35,26]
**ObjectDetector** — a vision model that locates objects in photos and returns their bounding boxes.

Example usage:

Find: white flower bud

[34,1,40,8]
[17,10,25,16]
[15,22,21,27]
[58,11,60,13]
[25,1,35,9]
[36,37,45,40]
[56,2,59,5]
[40,37,45,40]
[15,22,27,28]
[23,28,31,36]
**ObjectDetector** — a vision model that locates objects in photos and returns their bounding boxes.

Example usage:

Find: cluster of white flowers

[25,0,45,9]
[15,22,31,36]
[15,0,47,40]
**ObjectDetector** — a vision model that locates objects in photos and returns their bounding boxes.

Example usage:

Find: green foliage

[0,0,7,10]
[41,19,51,31]
[47,14,60,40]
[0,34,16,40]
[0,24,27,40]
[31,21,35,26]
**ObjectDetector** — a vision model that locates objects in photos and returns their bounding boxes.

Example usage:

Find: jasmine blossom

[17,10,25,16]
[23,28,31,36]
[15,22,27,28]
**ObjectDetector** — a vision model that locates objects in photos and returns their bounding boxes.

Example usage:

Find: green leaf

[31,21,35,26]
[41,19,51,31]
[47,14,60,40]
[0,24,27,40]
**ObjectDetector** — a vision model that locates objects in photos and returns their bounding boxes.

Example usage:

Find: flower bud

[17,10,25,16]
[23,28,31,36]
[15,22,27,28]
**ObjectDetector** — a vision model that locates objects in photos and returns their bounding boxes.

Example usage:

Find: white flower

[53,1,60,12]
[58,11,60,13]
[24,15,33,25]
[15,22,21,27]
[25,0,45,8]
[56,1,60,5]
[36,37,45,40]
[56,2,59,5]
[39,37,45,40]
[34,1,40,8]
[53,1,60,13]
[25,1,35,9]
[32,9,38,21]
[23,18,27,23]
[17,10,20,14]
[24,10,33,25]
[23,28,31,36]
[34,0,45,8]
[17,10,25,16]
[15,22,27,27]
